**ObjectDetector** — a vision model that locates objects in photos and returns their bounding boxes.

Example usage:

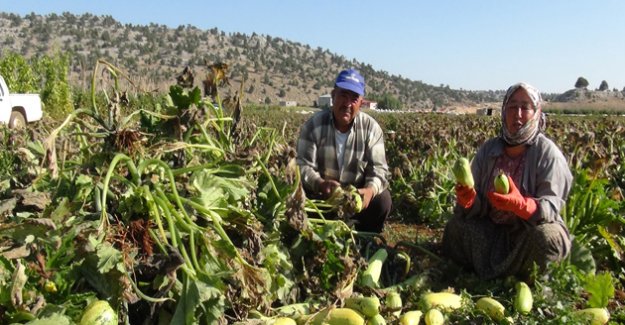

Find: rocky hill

[555,88,624,102]
[0,11,505,110]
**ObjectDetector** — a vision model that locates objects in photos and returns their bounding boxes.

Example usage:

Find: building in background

[317,94,332,109]
[316,95,377,110]
[279,100,297,107]
[361,100,378,110]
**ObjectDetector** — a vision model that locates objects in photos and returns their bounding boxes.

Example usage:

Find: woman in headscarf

[442,82,572,280]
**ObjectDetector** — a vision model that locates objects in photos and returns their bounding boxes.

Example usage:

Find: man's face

[331,87,362,131]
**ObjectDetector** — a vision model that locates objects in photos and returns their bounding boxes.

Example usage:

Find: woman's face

[504,88,535,134]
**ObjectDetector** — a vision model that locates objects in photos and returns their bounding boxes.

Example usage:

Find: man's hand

[319,179,341,199]
[358,187,375,210]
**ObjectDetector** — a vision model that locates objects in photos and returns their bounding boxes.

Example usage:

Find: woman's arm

[530,143,572,224]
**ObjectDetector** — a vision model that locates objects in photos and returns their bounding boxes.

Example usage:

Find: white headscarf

[501,82,546,146]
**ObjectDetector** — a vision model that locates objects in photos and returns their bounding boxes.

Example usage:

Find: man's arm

[363,123,389,197]
[296,118,324,194]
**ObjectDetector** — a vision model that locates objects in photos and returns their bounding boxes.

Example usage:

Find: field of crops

[1,65,624,324]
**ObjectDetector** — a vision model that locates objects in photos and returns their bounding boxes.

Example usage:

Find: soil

[382,221,443,247]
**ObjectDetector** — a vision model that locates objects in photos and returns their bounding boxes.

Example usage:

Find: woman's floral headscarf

[501,82,546,146]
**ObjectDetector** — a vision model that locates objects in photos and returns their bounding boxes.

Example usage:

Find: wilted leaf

[0,198,17,215]
[13,189,51,211]
[25,218,56,230]
[597,226,623,261]
[10,259,27,307]
[1,245,30,259]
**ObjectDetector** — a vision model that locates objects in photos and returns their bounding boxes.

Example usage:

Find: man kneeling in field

[296,68,391,233]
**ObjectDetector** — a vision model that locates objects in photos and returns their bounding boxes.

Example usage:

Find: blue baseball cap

[335,69,365,96]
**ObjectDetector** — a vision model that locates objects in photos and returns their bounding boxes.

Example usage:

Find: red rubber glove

[456,184,476,209]
[487,175,537,220]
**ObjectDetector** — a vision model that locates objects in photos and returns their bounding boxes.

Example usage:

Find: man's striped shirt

[296,109,389,196]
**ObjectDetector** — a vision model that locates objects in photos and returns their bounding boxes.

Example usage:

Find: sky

[3,0,625,93]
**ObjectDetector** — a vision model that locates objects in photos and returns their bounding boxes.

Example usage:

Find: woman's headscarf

[500,82,546,146]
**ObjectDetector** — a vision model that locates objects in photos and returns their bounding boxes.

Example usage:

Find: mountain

[0,11,504,110]
[555,88,625,102]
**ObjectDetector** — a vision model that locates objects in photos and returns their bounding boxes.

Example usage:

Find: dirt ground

[382,221,444,252]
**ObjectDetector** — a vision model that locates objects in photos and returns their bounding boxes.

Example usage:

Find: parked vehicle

[0,75,43,128]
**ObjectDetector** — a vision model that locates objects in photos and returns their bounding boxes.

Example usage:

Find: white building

[361,100,378,110]
[279,100,297,107]
[318,94,332,108]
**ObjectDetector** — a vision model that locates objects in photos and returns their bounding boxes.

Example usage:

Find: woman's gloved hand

[487,175,537,220]
[456,184,476,209]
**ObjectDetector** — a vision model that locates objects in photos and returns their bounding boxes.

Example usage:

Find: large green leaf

[569,239,596,275]
[96,242,123,274]
[25,313,72,325]
[262,243,295,302]
[584,272,614,308]
[171,275,225,324]
[191,169,250,208]
[169,85,202,110]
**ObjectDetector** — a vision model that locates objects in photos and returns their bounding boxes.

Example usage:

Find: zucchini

[453,157,474,187]
[572,308,610,325]
[494,172,509,194]
[345,296,381,318]
[421,292,462,311]
[80,300,117,325]
[273,317,296,325]
[385,290,402,317]
[367,314,386,325]
[326,308,365,325]
[514,281,533,315]
[360,248,388,289]
[424,308,444,325]
[476,297,505,321]
[399,310,423,325]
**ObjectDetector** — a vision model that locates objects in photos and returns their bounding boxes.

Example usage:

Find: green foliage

[169,85,202,110]
[584,272,614,308]
[388,140,458,225]
[0,127,43,189]
[544,106,625,116]
[574,76,589,89]
[35,52,74,118]
[0,128,17,183]
[2,62,625,323]
[0,51,73,118]
[568,239,596,274]
[0,51,38,92]
[369,92,402,110]
[562,169,622,246]
[598,80,609,91]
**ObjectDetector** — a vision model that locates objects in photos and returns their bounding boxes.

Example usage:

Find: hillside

[0,11,506,110]
[2,11,624,112]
